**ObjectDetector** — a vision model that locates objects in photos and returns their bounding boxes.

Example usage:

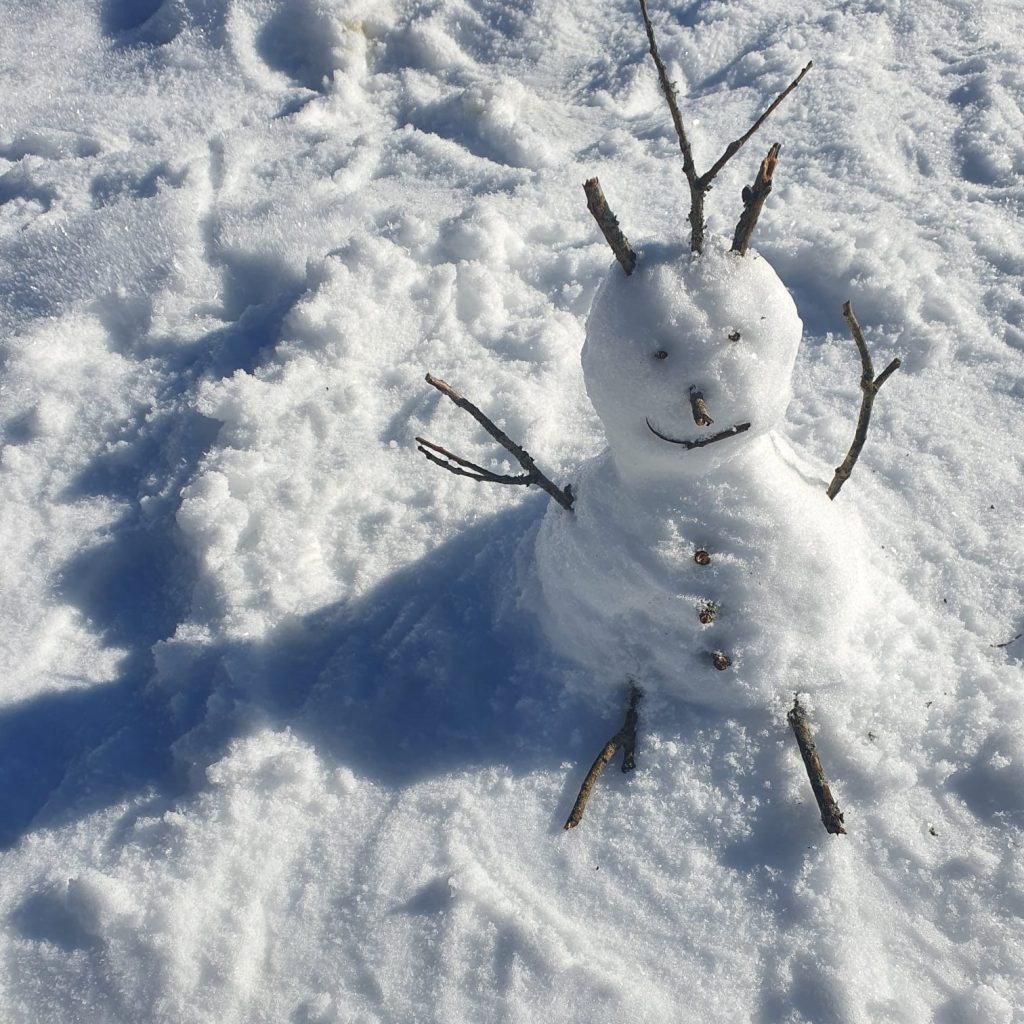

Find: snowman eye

[654,350,669,360]
[728,331,741,342]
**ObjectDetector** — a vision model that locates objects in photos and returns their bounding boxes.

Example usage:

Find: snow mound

[533,438,895,712]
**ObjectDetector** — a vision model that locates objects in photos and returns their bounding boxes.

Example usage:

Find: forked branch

[638,0,811,253]
[584,177,637,275]
[417,374,575,510]
[826,302,901,500]
[731,143,781,255]
[787,697,846,835]
[564,685,641,830]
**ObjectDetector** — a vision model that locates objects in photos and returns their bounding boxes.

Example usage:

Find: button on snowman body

[535,238,874,714]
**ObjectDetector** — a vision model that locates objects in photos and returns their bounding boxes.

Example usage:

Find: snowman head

[583,236,802,483]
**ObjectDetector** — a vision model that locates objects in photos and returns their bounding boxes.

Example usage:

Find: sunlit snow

[1,0,1022,1021]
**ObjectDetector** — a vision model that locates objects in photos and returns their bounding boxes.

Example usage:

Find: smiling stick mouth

[646,418,752,449]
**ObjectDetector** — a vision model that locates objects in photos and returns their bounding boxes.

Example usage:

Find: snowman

[417,3,899,832]
[534,234,868,713]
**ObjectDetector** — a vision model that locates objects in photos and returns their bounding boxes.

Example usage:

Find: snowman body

[535,238,875,713]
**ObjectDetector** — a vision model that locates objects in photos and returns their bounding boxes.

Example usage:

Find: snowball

[582,238,802,484]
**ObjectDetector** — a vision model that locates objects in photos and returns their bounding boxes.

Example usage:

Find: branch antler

[417,374,575,510]
[638,0,811,254]
[731,142,781,255]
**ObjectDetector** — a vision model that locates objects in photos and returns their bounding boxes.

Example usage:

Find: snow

[1,0,1023,1021]
[580,238,804,480]
[535,438,878,710]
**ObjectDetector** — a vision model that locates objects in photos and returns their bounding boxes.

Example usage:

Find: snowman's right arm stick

[826,302,901,501]
[417,374,575,510]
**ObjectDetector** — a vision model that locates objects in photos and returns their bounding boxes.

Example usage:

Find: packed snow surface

[1,0,1023,1021]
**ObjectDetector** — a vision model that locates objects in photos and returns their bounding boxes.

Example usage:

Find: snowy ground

[1,0,1022,1020]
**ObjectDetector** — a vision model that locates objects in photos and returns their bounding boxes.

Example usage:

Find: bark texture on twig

[637,0,810,254]
[826,302,901,500]
[637,0,702,247]
[584,178,637,275]
[564,685,641,830]
[731,143,781,255]
[416,438,533,487]
[418,374,575,510]
[787,697,846,835]
[702,65,811,185]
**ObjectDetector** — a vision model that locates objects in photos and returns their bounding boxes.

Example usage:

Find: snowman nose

[688,386,714,427]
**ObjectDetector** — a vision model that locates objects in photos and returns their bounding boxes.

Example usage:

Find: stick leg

[787,697,846,835]
[564,685,642,830]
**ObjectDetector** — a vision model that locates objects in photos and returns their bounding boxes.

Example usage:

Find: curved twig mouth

[646,418,752,450]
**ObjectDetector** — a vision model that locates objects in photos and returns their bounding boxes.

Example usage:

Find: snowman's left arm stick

[826,302,901,500]
[417,374,575,510]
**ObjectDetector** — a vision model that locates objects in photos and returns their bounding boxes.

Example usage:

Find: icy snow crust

[2,0,1024,1021]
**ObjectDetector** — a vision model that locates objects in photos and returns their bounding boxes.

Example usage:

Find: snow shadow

[0,279,308,849]
[100,0,229,46]
[100,0,164,35]
[0,493,610,849]
[0,409,212,849]
[255,1,341,92]
[178,499,608,789]
[0,677,173,850]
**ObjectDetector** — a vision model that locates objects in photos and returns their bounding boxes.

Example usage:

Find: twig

[731,143,781,255]
[415,438,534,486]
[992,632,1022,649]
[646,418,751,448]
[688,386,714,426]
[637,0,810,253]
[564,685,641,830]
[701,64,811,186]
[826,302,901,500]
[419,374,575,510]
[638,0,706,252]
[584,178,637,275]
[787,697,846,835]
[637,0,698,185]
